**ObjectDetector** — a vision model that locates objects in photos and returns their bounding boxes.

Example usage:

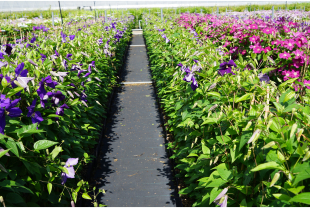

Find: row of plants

[0,14,134,206]
[143,11,310,207]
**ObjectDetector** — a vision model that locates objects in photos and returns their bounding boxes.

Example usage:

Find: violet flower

[27,98,44,125]
[61,158,78,184]
[69,35,75,40]
[0,95,22,134]
[258,73,270,83]
[218,60,237,76]
[213,188,228,207]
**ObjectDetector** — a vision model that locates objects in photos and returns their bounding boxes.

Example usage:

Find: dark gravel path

[94,33,180,207]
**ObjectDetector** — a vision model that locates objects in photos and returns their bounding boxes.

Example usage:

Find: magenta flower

[290,70,300,78]
[279,52,291,60]
[304,80,310,89]
[282,70,291,81]
[263,47,271,53]
[284,40,295,51]
[61,158,79,184]
[249,35,260,43]
[253,46,263,54]
[263,28,274,34]
[293,49,304,58]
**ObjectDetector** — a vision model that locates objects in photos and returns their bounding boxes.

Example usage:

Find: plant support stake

[58,1,64,31]
[161,8,163,21]
[52,12,54,27]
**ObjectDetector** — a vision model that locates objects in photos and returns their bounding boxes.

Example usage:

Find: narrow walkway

[94,31,181,207]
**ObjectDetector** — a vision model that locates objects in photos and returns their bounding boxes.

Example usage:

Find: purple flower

[218,60,237,76]
[5,44,12,56]
[40,54,47,63]
[214,188,228,207]
[61,31,67,43]
[69,35,75,40]
[258,73,270,83]
[52,91,66,105]
[44,76,58,89]
[183,65,200,91]
[0,95,22,134]
[61,158,78,184]
[27,98,44,125]
[30,36,36,43]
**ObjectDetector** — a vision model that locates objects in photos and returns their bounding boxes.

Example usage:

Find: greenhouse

[0,0,310,207]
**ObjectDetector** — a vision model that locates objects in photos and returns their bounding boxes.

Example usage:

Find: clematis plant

[61,158,79,185]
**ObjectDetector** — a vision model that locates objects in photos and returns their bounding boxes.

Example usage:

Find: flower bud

[302,151,310,162]
[244,121,252,130]
[297,128,304,142]
[262,141,276,149]
[214,156,219,164]
[290,123,298,138]
[267,120,273,131]
[247,129,261,144]
[277,151,285,163]
[270,172,280,187]
[210,159,213,166]
[71,201,75,207]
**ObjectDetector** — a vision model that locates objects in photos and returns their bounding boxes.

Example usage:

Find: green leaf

[202,118,218,125]
[270,117,285,133]
[217,168,232,180]
[51,146,62,160]
[293,168,310,186]
[5,193,25,204]
[207,92,221,98]
[240,199,247,207]
[239,131,252,151]
[216,135,231,145]
[202,143,210,155]
[262,68,276,74]
[288,186,305,195]
[289,193,310,205]
[72,191,78,203]
[0,148,10,158]
[283,91,295,103]
[1,138,19,157]
[209,187,222,205]
[6,87,24,98]
[82,193,92,200]
[14,123,45,138]
[70,98,80,106]
[251,162,285,172]
[273,193,291,201]
[34,140,58,151]
[47,183,52,194]
[206,178,226,187]
[235,93,252,103]
[279,78,298,90]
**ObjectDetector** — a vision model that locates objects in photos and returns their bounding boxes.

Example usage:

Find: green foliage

[143,14,310,207]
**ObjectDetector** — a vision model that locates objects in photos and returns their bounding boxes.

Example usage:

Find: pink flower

[283,25,290,33]
[263,28,274,34]
[293,49,304,58]
[249,35,260,43]
[300,36,307,44]
[304,80,310,89]
[282,70,291,81]
[253,46,263,54]
[263,47,271,53]
[272,40,281,45]
[279,52,291,60]
[250,24,258,29]
[284,40,295,50]
[290,69,300,78]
